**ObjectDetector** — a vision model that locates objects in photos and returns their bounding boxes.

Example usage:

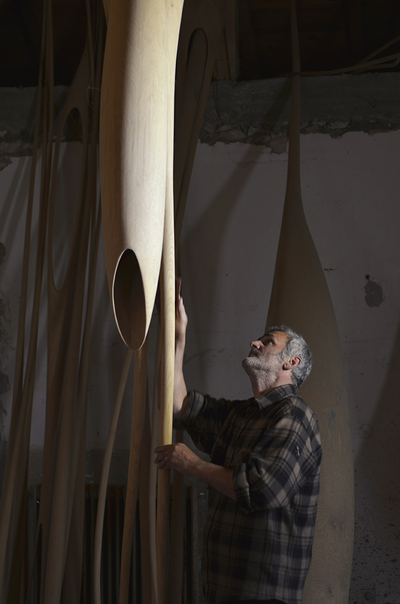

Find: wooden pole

[156,4,184,602]
[266,2,354,602]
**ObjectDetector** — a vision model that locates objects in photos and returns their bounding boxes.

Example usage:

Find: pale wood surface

[100,0,170,351]
[156,4,184,601]
[266,3,354,602]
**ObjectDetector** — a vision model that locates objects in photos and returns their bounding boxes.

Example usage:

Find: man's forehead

[259,330,289,341]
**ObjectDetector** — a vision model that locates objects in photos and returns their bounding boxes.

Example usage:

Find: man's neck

[252,375,294,399]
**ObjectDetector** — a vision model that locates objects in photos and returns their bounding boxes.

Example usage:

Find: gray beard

[242,355,281,391]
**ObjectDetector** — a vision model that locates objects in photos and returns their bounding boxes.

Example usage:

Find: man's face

[242,331,289,386]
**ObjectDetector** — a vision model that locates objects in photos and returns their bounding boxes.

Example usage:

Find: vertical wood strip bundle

[37,0,104,591]
[0,0,54,598]
[118,341,148,604]
[266,2,354,602]
[93,348,134,604]
[0,0,105,602]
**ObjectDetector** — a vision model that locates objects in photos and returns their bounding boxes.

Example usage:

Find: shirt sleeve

[232,410,322,513]
[177,390,234,456]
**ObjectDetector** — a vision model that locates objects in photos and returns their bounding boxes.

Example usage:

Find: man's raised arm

[174,291,189,420]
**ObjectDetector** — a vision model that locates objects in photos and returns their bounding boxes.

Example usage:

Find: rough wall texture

[199,73,400,150]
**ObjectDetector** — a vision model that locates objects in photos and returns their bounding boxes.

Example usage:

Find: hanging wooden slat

[174,0,228,257]
[266,2,354,603]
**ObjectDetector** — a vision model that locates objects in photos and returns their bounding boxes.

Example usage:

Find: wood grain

[100,0,169,351]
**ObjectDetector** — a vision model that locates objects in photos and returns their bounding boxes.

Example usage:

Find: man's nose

[250,340,260,348]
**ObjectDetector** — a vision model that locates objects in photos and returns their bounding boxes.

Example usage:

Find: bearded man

[155,293,322,604]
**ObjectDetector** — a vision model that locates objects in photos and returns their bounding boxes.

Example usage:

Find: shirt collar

[254,383,297,411]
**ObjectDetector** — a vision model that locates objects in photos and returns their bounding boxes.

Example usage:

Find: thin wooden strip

[156,3,184,602]
[148,329,162,604]
[40,28,104,600]
[266,2,354,602]
[38,45,92,602]
[0,0,55,596]
[190,486,199,604]
[39,82,89,593]
[62,5,105,598]
[119,340,148,604]
[93,347,134,604]
[63,178,102,603]
[174,0,227,256]
[167,431,185,604]
[167,3,226,598]
[138,379,156,604]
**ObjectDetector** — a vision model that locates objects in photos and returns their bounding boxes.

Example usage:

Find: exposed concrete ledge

[1,73,400,166]
[0,86,72,170]
[200,73,400,150]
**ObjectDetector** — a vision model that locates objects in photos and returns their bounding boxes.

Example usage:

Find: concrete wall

[1,78,400,602]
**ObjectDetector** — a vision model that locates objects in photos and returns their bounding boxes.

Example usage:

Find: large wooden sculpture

[100,2,184,603]
[266,2,354,602]
[101,0,169,352]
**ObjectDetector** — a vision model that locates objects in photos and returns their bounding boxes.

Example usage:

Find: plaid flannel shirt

[180,384,322,604]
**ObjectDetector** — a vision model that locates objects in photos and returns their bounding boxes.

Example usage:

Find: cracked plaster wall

[1,75,400,602]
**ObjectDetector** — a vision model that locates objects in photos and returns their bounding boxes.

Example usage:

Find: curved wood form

[156,4,184,603]
[174,0,227,259]
[37,3,103,602]
[93,348,134,604]
[266,2,354,602]
[100,0,170,351]
[139,387,157,604]
[119,342,148,604]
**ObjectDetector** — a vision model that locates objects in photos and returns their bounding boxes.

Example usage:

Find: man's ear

[283,356,301,370]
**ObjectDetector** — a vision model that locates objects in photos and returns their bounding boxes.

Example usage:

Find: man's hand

[154,443,237,501]
[174,278,189,418]
[154,443,199,475]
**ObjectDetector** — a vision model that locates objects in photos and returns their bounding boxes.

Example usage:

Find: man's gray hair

[268,324,313,389]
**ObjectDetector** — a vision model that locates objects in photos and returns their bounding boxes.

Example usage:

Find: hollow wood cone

[100,0,168,350]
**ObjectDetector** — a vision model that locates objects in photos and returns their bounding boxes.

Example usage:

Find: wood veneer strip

[266,2,354,602]
[174,0,227,257]
[155,3,184,602]
[93,348,134,604]
[119,341,148,604]
[39,42,92,602]
[40,0,104,593]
